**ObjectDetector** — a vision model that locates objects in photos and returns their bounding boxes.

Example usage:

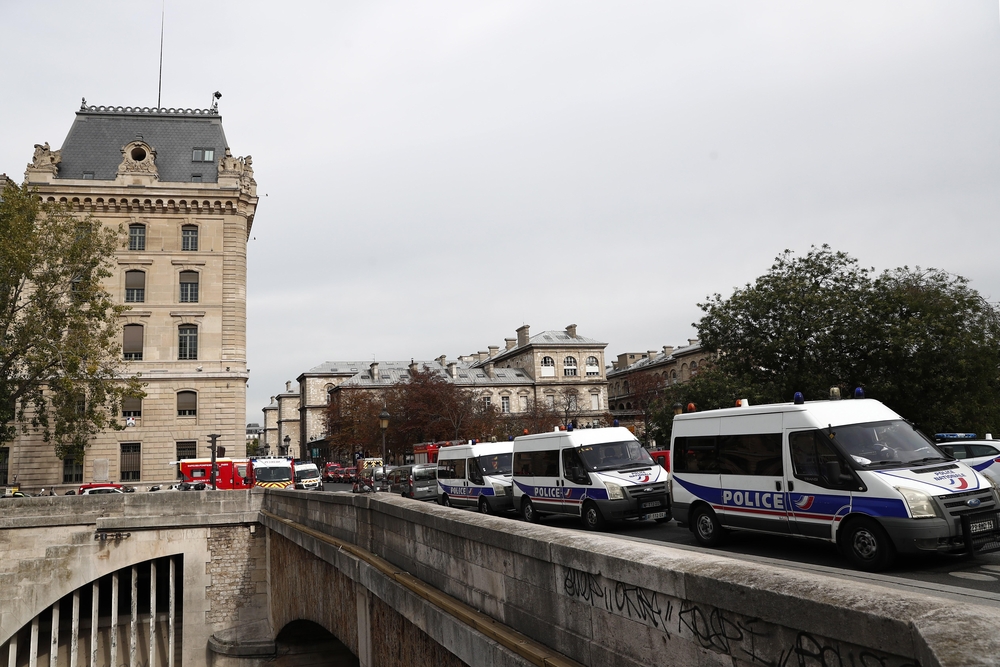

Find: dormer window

[82,172,94,180]
[191,174,203,183]
[192,148,215,162]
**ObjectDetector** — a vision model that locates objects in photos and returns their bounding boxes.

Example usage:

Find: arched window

[540,356,555,378]
[585,356,600,376]
[179,271,199,303]
[178,325,198,360]
[182,225,199,251]
[124,270,145,303]
[563,357,578,376]
[623,380,630,394]
[671,370,677,383]
[177,391,197,417]
[123,324,143,361]
[129,224,146,251]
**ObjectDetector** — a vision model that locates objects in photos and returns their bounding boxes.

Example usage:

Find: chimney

[617,353,633,369]
[516,325,530,348]
[688,338,699,347]
[647,350,659,360]
[505,338,517,351]
[485,362,496,379]
[409,359,418,373]
[269,396,275,404]
[488,345,499,358]
[566,324,577,338]
[436,355,447,366]
[447,362,457,378]
[662,345,674,356]
[369,362,379,379]
[285,381,291,393]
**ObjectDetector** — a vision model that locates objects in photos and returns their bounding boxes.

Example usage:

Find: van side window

[438,458,457,479]
[673,436,719,473]
[562,448,591,485]
[513,450,560,476]
[468,459,485,485]
[718,434,783,476]
[453,458,466,480]
[789,430,855,490]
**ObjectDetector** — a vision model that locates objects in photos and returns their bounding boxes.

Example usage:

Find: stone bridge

[2,490,999,667]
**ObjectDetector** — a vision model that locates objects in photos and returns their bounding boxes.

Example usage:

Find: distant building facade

[2,101,258,490]
[272,324,610,460]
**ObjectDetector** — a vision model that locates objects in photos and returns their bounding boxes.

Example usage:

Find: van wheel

[582,501,606,531]
[439,494,451,507]
[691,506,726,547]
[521,499,539,523]
[840,518,895,571]
[479,498,492,515]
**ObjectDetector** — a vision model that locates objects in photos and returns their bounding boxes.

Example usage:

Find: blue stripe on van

[513,480,610,501]
[439,483,494,497]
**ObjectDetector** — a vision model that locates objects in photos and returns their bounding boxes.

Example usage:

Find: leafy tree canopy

[0,182,144,460]
[657,245,1000,437]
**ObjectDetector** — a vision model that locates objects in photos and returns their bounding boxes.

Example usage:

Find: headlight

[983,474,1000,501]
[606,482,624,500]
[896,487,941,519]
[491,483,506,495]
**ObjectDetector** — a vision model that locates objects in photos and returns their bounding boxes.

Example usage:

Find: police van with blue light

[512,425,670,531]
[437,441,514,514]
[669,389,1000,570]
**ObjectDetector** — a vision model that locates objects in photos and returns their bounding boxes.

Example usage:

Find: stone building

[2,101,258,490]
[273,324,610,459]
[262,397,278,454]
[606,339,711,439]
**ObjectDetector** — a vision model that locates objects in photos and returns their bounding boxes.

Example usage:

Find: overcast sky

[3,1,1000,422]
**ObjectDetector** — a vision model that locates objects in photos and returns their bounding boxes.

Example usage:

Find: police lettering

[721,490,784,510]
[534,487,564,498]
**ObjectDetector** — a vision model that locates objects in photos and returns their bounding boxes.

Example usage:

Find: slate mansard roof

[57,104,229,183]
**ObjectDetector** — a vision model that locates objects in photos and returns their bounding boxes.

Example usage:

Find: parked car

[79,483,125,495]
[343,467,357,483]
[324,462,344,482]
[356,465,394,492]
[388,463,438,501]
[936,439,1000,485]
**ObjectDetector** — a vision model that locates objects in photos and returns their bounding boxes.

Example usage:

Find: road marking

[981,565,1000,573]
[949,572,997,581]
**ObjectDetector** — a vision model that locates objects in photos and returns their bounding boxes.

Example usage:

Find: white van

[512,426,670,531]
[670,397,1000,570]
[293,462,322,491]
[437,442,514,514]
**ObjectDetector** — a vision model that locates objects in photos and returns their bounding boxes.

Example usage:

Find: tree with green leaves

[658,245,1000,437]
[0,182,144,461]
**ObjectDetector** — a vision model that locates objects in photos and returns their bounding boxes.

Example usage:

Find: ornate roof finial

[80,97,87,110]
[211,91,222,112]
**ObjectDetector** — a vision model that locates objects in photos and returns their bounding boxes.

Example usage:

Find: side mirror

[824,460,846,486]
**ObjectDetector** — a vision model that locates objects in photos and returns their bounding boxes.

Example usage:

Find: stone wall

[263,490,1000,667]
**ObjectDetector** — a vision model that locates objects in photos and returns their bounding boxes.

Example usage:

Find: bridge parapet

[263,490,1000,667]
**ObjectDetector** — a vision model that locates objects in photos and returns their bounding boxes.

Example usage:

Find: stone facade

[4,103,258,490]
[275,324,610,457]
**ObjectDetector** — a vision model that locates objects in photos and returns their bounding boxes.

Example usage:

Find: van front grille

[937,488,998,518]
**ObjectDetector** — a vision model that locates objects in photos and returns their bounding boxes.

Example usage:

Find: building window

[192,148,216,162]
[128,224,146,251]
[123,325,143,361]
[591,393,600,411]
[180,271,199,303]
[0,447,7,485]
[567,393,578,410]
[124,270,145,303]
[177,391,197,417]
[182,225,198,251]
[501,396,510,413]
[563,357,578,376]
[63,457,83,483]
[82,172,94,180]
[178,325,198,360]
[519,395,528,411]
[546,395,555,409]
[482,396,491,409]
[540,356,555,378]
[122,397,142,418]
[176,441,197,461]
[191,174,203,183]
[120,443,141,481]
[586,356,600,376]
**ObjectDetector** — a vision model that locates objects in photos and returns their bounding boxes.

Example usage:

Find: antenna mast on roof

[157,0,165,108]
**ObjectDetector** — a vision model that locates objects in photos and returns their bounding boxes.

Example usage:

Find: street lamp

[379,409,390,491]
[282,435,290,457]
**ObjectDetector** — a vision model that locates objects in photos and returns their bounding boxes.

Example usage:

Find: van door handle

[788,481,794,492]
[775,481,782,491]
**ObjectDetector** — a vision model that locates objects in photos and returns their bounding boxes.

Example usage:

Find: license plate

[645,512,667,520]
[641,501,661,509]
[970,520,995,534]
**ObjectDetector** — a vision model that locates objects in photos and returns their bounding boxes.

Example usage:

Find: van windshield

[255,466,291,482]
[414,466,437,481]
[577,441,654,472]
[295,467,320,481]
[828,420,949,469]
[476,453,512,476]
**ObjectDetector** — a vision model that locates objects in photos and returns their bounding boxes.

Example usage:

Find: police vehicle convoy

[437,441,514,514]
[512,426,670,531]
[670,392,1000,571]
[934,433,1000,487]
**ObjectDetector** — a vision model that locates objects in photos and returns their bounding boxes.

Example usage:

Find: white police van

[512,426,670,531]
[437,441,514,514]
[670,395,1000,570]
